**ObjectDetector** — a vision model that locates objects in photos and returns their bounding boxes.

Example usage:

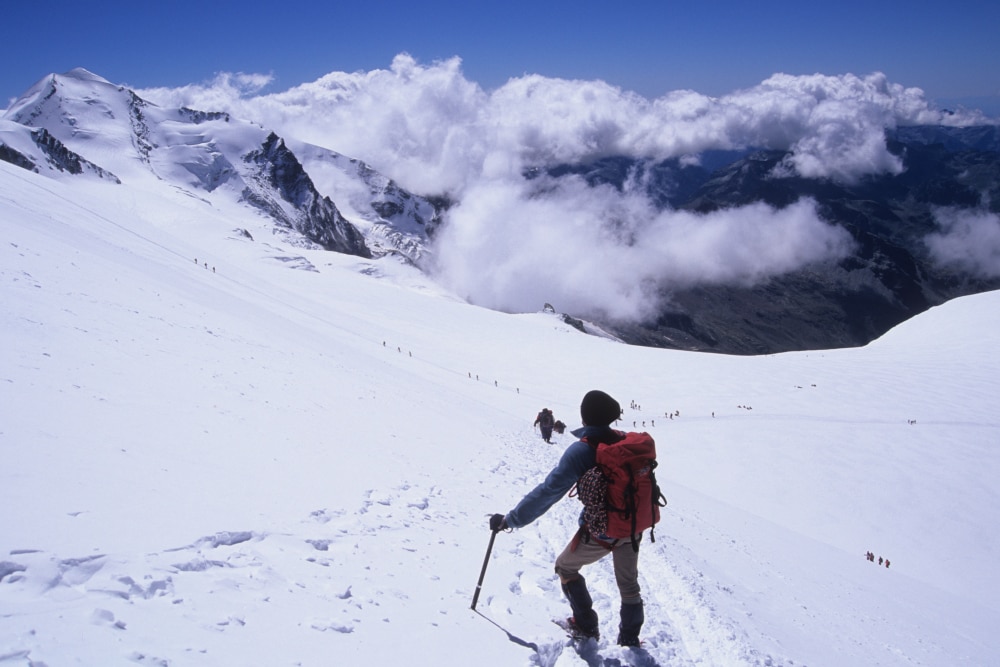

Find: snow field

[2,160,999,665]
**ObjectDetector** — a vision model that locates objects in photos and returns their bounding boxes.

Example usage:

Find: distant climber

[534,408,556,443]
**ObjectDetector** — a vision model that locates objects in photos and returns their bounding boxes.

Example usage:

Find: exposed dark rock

[560,314,587,333]
[0,143,37,171]
[0,128,120,182]
[242,133,371,257]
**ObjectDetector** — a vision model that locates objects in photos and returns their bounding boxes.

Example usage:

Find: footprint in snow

[310,619,355,633]
[0,560,27,583]
[52,554,106,587]
[91,607,127,630]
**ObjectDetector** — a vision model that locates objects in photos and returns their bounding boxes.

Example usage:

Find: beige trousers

[554,530,642,603]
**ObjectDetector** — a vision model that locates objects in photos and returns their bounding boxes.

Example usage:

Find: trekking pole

[471,528,499,610]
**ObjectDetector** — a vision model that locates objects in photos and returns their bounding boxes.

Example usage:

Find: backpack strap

[646,461,668,546]
[625,463,641,552]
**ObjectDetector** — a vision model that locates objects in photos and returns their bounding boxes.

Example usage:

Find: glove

[489,513,509,532]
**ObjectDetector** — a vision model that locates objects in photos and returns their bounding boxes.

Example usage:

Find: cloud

[138,57,985,195]
[431,176,855,321]
[139,71,275,110]
[135,57,988,322]
[924,208,1000,278]
[143,55,489,196]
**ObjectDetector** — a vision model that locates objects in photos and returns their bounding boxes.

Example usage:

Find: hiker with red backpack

[489,389,664,647]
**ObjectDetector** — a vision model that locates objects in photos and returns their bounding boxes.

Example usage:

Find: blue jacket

[505,425,619,529]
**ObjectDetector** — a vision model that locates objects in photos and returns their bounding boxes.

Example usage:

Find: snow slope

[2,159,999,666]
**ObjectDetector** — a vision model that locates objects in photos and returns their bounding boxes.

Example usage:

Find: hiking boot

[561,577,599,638]
[565,616,600,640]
[616,601,644,647]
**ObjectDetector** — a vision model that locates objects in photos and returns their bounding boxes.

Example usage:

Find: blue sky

[3,0,999,111]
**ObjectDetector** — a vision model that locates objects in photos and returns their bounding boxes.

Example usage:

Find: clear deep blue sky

[3,0,999,110]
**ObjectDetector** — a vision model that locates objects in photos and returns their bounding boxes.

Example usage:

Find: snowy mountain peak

[240,132,372,256]
[60,67,113,85]
[0,70,438,263]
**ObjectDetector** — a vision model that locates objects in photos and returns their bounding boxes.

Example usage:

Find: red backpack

[573,431,666,552]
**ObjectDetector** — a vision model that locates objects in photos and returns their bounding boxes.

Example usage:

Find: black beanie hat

[580,390,621,427]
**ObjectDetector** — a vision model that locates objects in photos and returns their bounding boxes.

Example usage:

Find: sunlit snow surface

[2,160,998,665]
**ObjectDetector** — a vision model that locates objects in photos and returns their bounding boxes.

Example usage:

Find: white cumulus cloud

[137,56,986,195]
[135,56,992,322]
[431,175,855,321]
[925,208,1000,278]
